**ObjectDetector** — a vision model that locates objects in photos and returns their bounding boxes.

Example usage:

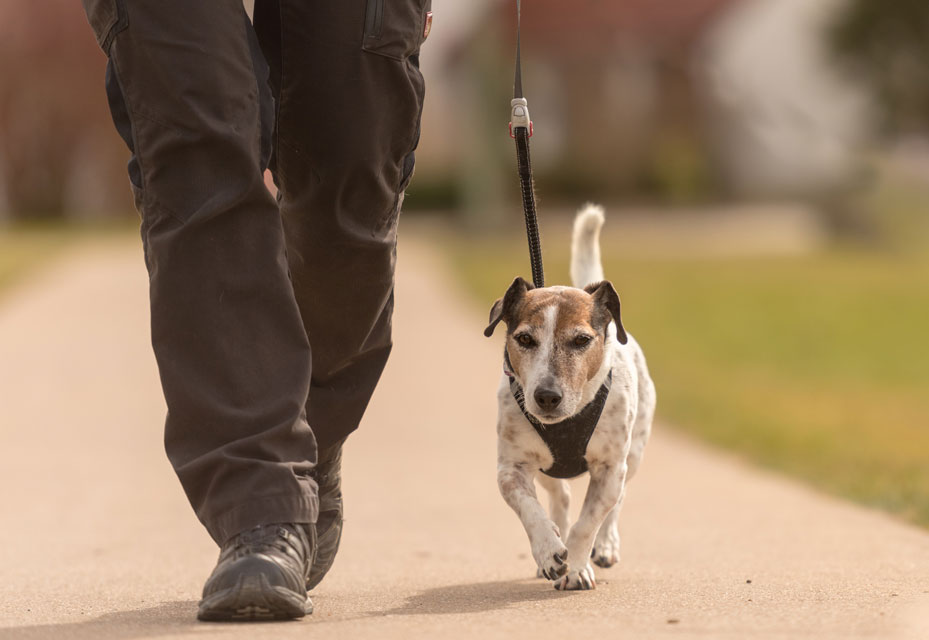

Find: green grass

[447,235,929,527]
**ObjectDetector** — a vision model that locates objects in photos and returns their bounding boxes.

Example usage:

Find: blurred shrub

[830,0,929,135]
[639,131,714,204]
[0,1,131,219]
[856,159,929,252]
[401,177,464,212]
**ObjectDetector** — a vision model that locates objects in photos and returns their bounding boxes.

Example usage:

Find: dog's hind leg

[591,411,651,569]
[591,426,648,568]
[592,497,623,568]
[536,474,570,539]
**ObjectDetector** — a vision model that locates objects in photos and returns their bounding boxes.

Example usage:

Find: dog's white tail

[570,203,605,288]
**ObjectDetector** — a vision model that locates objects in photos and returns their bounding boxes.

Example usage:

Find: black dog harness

[504,350,612,479]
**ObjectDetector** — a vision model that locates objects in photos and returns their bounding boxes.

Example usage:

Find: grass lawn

[446,232,929,527]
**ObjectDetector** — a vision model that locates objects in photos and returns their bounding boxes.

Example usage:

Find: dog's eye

[572,335,592,348]
[515,333,536,348]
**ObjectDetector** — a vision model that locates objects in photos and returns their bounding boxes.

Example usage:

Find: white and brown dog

[484,205,656,590]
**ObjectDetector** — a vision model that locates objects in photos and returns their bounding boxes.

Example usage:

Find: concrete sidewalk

[0,230,927,639]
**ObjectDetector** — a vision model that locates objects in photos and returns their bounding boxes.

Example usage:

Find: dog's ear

[484,277,533,337]
[584,280,627,344]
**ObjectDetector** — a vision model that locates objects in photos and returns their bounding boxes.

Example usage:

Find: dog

[484,204,656,590]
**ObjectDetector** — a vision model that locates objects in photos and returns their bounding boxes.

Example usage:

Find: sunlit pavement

[1,227,928,639]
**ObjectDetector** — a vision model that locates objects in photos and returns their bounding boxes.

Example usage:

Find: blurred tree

[0,0,131,219]
[831,0,929,135]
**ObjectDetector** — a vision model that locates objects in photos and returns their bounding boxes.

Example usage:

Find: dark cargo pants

[81,0,429,544]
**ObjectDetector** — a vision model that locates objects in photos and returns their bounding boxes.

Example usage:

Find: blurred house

[0,0,871,220]
[696,0,871,199]
[416,0,870,211]
[0,0,131,220]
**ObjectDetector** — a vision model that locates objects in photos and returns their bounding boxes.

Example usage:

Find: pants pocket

[82,0,128,52]
[362,0,431,61]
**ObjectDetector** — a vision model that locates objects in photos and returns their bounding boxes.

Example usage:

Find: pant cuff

[202,493,319,545]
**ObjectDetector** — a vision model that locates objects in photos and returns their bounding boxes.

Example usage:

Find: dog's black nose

[534,388,562,411]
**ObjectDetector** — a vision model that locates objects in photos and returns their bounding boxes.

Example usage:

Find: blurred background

[1,0,927,525]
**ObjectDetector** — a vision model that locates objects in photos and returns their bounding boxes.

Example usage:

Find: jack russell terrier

[484,204,656,590]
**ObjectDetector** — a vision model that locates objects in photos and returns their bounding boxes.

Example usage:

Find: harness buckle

[509,98,533,138]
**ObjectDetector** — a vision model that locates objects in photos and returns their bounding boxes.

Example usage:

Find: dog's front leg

[555,462,626,590]
[497,462,568,581]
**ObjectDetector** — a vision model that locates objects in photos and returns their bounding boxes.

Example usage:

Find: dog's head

[484,277,627,423]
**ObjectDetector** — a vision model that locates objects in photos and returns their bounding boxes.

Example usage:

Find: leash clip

[509,98,533,138]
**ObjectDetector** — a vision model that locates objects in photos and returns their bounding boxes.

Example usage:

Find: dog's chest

[509,374,611,479]
[498,395,555,470]
[497,354,636,477]
[497,373,633,478]
[530,416,600,479]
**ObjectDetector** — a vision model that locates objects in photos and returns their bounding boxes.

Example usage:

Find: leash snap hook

[509,97,533,138]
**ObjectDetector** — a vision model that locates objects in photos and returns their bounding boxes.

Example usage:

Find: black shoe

[197,523,316,621]
[306,439,344,590]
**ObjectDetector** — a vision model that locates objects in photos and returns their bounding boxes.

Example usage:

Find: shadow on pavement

[0,600,216,640]
[375,579,570,617]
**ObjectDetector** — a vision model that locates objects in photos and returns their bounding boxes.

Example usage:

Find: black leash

[510,0,544,288]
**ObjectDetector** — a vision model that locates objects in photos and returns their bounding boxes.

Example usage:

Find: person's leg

[81,0,318,547]
[252,0,430,588]
[255,0,429,448]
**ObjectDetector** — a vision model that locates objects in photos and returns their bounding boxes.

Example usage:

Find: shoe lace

[234,523,308,562]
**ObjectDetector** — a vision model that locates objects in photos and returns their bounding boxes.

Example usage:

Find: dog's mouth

[528,405,573,424]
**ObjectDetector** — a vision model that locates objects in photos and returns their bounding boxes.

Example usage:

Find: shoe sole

[198,572,312,621]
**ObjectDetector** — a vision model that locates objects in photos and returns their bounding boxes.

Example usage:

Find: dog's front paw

[532,535,568,581]
[554,564,596,591]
